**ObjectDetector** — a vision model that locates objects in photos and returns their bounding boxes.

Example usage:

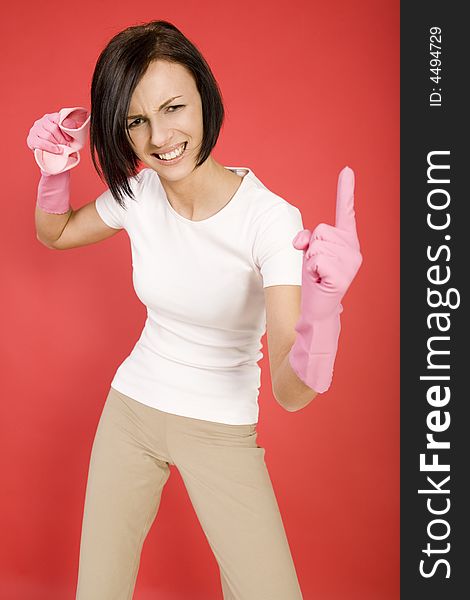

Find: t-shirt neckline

[163,166,252,225]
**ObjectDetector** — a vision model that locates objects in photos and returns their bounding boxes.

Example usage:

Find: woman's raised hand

[292,166,363,320]
[27,112,74,157]
[27,107,90,175]
[288,166,363,394]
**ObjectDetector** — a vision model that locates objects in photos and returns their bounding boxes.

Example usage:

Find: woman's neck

[160,157,246,222]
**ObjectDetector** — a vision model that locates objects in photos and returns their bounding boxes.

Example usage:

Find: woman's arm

[264,284,318,412]
[37,200,122,250]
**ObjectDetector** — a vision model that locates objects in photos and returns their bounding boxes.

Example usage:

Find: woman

[28,19,362,600]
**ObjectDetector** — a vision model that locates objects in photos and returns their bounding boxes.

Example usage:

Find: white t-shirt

[95,166,303,425]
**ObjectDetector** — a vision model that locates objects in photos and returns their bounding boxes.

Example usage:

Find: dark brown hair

[90,20,225,208]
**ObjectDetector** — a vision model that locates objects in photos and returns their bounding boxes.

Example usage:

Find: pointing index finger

[335,166,357,235]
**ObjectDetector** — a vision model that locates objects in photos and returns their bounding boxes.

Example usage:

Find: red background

[0,0,399,598]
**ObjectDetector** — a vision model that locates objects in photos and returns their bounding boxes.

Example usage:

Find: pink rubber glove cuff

[36,170,71,214]
[288,304,343,393]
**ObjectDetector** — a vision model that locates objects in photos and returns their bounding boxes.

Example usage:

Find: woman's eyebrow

[127,96,183,119]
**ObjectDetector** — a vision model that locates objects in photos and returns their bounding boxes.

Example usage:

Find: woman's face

[126,60,204,181]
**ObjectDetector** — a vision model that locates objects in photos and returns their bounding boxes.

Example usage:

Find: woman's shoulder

[128,167,163,199]
[133,166,156,186]
[243,168,301,216]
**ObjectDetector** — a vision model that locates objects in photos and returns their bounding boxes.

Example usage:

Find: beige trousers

[75,386,303,599]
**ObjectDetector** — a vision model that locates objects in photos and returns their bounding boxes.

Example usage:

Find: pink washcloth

[34,107,90,175]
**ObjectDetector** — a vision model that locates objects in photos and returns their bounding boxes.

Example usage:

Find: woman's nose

[149,119,172,149]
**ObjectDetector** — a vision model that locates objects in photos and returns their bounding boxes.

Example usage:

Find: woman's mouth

[152,142,187,164]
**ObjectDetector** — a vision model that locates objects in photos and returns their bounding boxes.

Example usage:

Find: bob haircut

[90,20,225,208]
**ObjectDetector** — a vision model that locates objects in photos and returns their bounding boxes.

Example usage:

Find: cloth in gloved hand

[33,107,90,175]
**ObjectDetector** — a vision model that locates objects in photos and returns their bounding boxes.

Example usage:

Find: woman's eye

[128,106,184,128]
[166,105,184,112]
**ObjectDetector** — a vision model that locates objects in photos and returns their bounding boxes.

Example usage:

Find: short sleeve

[95,187,128,229]
[253,203,304,288]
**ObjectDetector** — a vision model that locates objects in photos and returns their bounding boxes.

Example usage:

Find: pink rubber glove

[288,166,363,393]
[36,170,71,215]
[27,109,88,214]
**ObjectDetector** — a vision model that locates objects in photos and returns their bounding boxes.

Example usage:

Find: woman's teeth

[156,142,186,160]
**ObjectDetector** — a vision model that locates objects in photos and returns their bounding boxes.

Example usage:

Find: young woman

[28,19,362,600]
